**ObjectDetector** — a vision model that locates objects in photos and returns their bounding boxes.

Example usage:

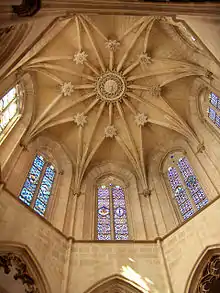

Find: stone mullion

[109,186,115,240]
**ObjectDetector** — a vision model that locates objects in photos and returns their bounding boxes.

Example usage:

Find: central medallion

[96,71,126,102]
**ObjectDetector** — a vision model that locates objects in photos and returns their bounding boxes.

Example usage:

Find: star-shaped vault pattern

[22,15,210,193]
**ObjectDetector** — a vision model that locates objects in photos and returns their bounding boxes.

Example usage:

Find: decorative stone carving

[96,71,126,103]
[151,85,161,97]
[73,51,88,65]
[61,82,74,97]
[0,253,39,293]
[104,125,117,138]
[12,0,41,17]
[134,113,148,127]
[139,53,152,65]
[198,255,220,293]
[73,113,87,127]
[205,70,213,80]
[105,39,120,52]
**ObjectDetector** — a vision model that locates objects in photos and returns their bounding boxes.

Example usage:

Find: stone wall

[163,197,220,293]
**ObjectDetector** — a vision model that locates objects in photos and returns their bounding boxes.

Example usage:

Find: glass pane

[0,86,18,133]
[210,92,218,108]
[216,115,220,128]
[168,166,194,220]
[33,155,45,170]
[19,156,45,206]
[34,198,47,216]
[112,186,129,240]
[0,87,16,111]
[178,157,208,210]
[45,164,55,181]
[97,186,111,240]
[208,107,216,122]
[34,165,55,216]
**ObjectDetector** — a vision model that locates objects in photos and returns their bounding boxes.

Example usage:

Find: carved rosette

[104,125,117,138]
[0,253,39,293]
[61,82,74,97]
[95,71,127,103]
[73,113,87,127]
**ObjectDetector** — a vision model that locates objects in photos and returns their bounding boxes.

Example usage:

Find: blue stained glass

[19,188,32,205]
[210,92,218,108]
[19,155,56,217]
[33,155,45,170]
[24,165,41,192]
[178,157,208,210]
[216,115,220,128]
[34,198,47,216]
[97,186,111,240]
[112,186,129,240]
[208,107,216,122]
[97,184,129,240]
[34,165,55,216]
[45,165,55,181]
[168,166,194,219]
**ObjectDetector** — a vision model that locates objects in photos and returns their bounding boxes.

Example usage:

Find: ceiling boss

[95,71,127,103]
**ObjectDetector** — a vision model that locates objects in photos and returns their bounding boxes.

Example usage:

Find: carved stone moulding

[0,253,39,293]
[12,0,41,17]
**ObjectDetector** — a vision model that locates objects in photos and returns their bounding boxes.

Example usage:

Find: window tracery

[208,92,220,129]
[97,183,129,240]
[0,85,22,141]
[19,154,56,216]
[166,153,208,220]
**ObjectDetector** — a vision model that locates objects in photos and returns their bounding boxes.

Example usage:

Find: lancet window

[19,154,56,216]
[0,85,22,140]
[97,183,129,240]
[166,153,208,220]
[208,92,220,128]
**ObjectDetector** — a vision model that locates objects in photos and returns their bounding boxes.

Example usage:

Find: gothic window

[19,154,56,216]
[166,153,208,221]
[0,85,22,140]
[208,92,220,129]
[97,183,129,240]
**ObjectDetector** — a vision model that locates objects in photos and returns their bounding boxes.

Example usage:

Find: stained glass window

[97,183,129,240]
[0,85,21,137]
[167,154,208,220]
[208,92,220,129]
[19,154,56,216]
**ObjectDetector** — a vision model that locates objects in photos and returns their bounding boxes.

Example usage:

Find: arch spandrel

[185,245,220,293]
[0,241,51,293]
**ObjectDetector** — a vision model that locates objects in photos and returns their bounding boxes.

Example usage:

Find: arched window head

[19,154,56,216]
[97,181,129,240]
[165,152,208,221]
[0,84,22,142]
[207,92,220,129]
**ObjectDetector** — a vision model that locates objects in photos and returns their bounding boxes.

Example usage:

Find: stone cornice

[38,1,220,17]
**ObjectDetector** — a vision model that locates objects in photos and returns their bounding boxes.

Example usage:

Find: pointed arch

[160,148,208,221]
[0,241,51,293]
[185,244,220,293]
[75,161,146,240]
[84,274,145,293]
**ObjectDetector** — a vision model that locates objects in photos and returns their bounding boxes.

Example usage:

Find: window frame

[0,83,24,145]
[163,151,209,222]
[19,153,57,218]
[95,178,130,241]
[199,87,220,136]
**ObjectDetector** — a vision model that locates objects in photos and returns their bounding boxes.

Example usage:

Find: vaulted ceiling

[16,15,218,192]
